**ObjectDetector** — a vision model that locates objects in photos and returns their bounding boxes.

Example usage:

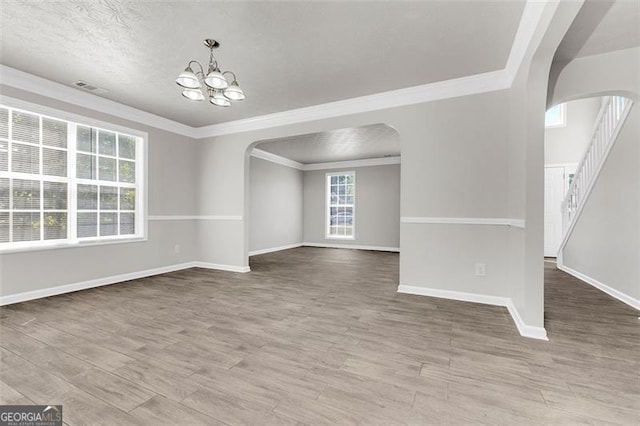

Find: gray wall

[303,164,400,249]
[563,103,639,301]
[544,97,601,165]
[249,156,303,253]
[0,85,200,298]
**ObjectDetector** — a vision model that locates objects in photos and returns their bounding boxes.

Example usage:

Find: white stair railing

[561,96,633,236]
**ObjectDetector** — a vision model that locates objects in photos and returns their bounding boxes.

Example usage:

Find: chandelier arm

[188,60,205,77]
[222,71,237,81]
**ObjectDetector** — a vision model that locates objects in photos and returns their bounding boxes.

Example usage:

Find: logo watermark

[0,405,62,426]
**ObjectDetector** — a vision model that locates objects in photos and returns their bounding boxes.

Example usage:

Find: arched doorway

[243,123,401,269]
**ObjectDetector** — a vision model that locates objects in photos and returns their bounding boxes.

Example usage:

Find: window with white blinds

[326,171,355,239]
[0,104,144,251]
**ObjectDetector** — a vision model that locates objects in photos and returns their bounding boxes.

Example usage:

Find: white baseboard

[303,242,400,252]
[192,262,251,273]
[504,302,548,340]
[0,261,251,306]
[397,285,548,340]
[557,264,640,311]
[249,243,304,256]
[0,262,195,306]
[397,285,510,306]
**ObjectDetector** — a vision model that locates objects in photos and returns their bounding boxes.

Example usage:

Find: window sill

[325,236,356,241]
[0,236,147,255]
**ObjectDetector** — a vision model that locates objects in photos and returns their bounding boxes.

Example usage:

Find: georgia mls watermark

[0,405,62,426]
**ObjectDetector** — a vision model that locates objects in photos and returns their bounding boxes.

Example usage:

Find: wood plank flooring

[0,248,638,425]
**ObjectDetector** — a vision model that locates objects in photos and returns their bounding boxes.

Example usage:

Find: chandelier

[175,39,245,107]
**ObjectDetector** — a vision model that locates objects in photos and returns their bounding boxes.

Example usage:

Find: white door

[544,167,565,257]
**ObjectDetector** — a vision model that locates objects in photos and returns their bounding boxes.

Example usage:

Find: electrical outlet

[475,263,486,277]
[174,244,181,254]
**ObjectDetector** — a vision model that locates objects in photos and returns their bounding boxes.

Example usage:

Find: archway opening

[543,92,636,329]
[243,123,401,270]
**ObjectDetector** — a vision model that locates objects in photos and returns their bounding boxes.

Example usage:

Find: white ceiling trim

[194,0,546,139]
[195,70,509,138]
[303,156,401,171]
[250,148,401,171]
[504,0,548,82]
[251,148,304,170]
[0,65,198,138]
[0,0,544,140]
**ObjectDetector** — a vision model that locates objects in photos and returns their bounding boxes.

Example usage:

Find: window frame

[545,103,566,128]
[0,96,148,254]
[325,171,356,240]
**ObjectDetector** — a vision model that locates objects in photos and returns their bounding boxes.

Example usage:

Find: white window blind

[0,104,144,251]
[326,171,355,239]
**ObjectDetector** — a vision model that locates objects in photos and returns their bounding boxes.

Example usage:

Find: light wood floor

[1,248,638,425]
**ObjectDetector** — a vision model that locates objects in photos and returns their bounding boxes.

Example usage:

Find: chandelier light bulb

[182,88,205,101]
[175,67,200,89]
[210,90,231,107]
[204,68,229,90]
[224,80,245,101]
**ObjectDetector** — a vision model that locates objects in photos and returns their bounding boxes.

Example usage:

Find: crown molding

[504,0,548,82]
[194,70,510,139]
[192,0,544,138]
[250,148,401,171]
[303,156,400,171]
[0,64,198,138]
[251,148,304,170]
[0,1,544,140]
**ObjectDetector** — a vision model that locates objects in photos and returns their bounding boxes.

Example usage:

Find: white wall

[551,45,640,309]
[551,47,640,106]
[562,103,639,304]
[506,0,583,333]
[249,156,303,253]
[0,85,200,299]
[398,90,512,300]
[303,164,400,249]
[545,97,600,165]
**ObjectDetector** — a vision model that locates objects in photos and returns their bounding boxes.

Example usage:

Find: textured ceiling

[256,123,399,164]
[0,0,525,127]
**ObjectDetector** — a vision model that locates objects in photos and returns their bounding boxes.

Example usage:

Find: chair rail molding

[148,215,243,221]
[401,217,525,228]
